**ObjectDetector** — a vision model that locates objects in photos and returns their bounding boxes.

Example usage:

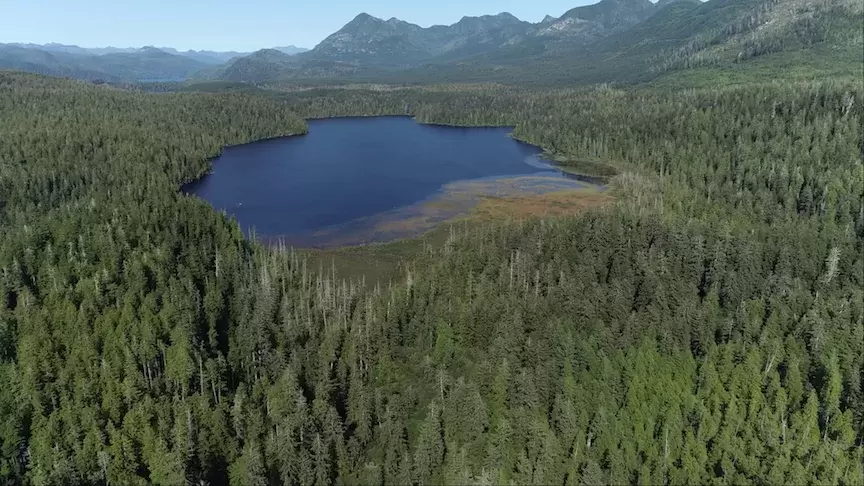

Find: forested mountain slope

[206,0,672,83]
[199,49,367,83]
[0,69,861,484]
[207,0,862,85]
[648,0,863,71]
[405,0,861,85]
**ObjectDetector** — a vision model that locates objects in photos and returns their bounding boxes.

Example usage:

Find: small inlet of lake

[184,116,599,248]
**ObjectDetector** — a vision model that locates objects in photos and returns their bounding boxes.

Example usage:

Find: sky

[0,0,595,52]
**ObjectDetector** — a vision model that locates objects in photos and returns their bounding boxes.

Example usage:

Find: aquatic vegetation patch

[265,175,605,248]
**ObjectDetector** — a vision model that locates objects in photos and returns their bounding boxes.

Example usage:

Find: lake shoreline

[182,115,603,190]
[182,115,612,250]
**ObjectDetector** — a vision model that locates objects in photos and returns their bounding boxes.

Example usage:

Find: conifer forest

[0,66,862,485]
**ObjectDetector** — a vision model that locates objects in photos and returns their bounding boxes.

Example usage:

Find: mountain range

[205,0,863,85]
[287,0,663,67]
[199,0,696,82]
[1,0,860,85]
[0,43,309,82]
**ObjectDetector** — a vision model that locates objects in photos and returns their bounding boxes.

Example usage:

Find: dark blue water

[185,116,571,239]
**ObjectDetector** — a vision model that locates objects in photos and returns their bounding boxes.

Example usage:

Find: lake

[184,116,591,247]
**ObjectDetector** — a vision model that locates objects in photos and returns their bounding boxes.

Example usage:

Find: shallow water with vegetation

[185,116,592,247]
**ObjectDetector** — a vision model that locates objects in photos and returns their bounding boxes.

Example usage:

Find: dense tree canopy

[0,70,861,484]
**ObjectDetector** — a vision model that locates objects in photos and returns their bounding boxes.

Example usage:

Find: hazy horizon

[0,42,307,53]
[1,0,599,52]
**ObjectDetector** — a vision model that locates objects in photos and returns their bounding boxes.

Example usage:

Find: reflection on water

[523,156,610,186]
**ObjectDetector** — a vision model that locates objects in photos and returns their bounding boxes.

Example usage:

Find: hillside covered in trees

[0,70,862,485]
[201,0,862,86]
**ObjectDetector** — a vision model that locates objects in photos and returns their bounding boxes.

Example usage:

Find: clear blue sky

[1,0,595,52]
